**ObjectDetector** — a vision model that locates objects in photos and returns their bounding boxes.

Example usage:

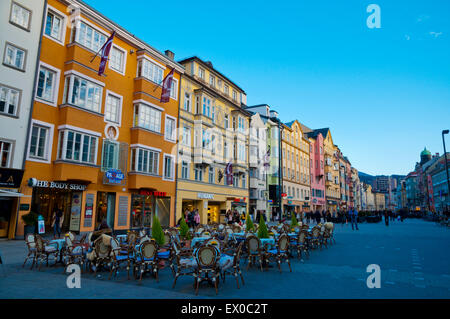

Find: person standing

[384,210,389,226]
[349,208,359,230]
[51,207,64,239]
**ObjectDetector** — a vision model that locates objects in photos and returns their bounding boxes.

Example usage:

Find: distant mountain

[358,172,375,185]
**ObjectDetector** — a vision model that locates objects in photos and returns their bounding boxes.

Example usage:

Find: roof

[421,147,431,156]
[177,56,246,93]
[306,128,329,139]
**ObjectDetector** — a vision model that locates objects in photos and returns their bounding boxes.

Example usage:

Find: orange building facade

[11,0,183,238]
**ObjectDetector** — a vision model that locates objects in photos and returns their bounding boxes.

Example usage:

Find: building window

[75,21,107,53]
[101,139,119,171]
[224,114,229,129]
[45,10,64,41]
[209,75,215,87]
[109,46,125,73]
[211,106,215,123]
[181,161,189,179]
[184,92,191,112]
[36,64,58,104]
[202,97,211,117]
[133,103,161,133]
[130,147,159,174]
[3,43,26,71]
[29,125,49,160]
[224,84,229,95]
[165,116,176,142]
[64,74,102,112]
[137,58,164,84]
[194,165,203,181]
[163,154,174,181]
[199,68,205,80]
[233,174,238,187]
[182,126,191,146]
[10,2,31,30]
[238,117,245,133]
[242,174,246,188]
[104,93,121,124]
[0,140,13,168]
[170,78,178,100]
[0,84,20,116]
[209,167,215,183]
[58,129,98,164]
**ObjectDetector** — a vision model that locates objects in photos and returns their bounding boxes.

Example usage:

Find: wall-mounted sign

[139,190,167,197]
[0,168,24,188]
[83,193,94,228]
[69,192,82,231]
[105,169,125,184]
[28,178,86,191]
[198,193,214,200]
[19,204,30,211]
[38,215,45,234]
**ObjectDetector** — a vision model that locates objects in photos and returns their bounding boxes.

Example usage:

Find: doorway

[96,192,116,229]
[0,199,13,238]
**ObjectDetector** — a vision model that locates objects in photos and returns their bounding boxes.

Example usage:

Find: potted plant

[21,211,38,237]
[257,215,269,239]
[291,213,299,229]
[179,216,191,247]
[245,213,254,232]
[151,215,165,246]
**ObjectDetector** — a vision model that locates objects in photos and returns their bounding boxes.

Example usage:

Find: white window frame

[35,62,61,107]
[73,18,109,53]
[130,145,160,175]
[184,92,191,112]
[194,164,203,181]
[0,83,21,117]
[9,1,31,31]
[136,56,165,85]
[27,119,54,164]
[56,125,100,165]
[181,161,189,179]
[182,126,191,147]
[133,100,163,133]
[0,139,14,168]
[208,166,215,184]
[43,5,67,45]
[162,153,175,181]
[170,78,178,100]
[101,139,119,171]
[108,44,127,75]
[104,90,123,126]
[3,42,26,71]
[63,70,104,113]
[164,114,177,143]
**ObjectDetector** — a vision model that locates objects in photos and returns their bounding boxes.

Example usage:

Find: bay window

[75,21,107,53]
[137,58,163,84]
[64,73,102,113]
[133,102,161,133]
[57,129,98,164]
[130,147,159,175]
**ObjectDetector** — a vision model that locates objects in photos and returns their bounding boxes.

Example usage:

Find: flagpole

[153,67,174,92]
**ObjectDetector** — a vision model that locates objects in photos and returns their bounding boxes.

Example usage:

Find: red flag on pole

[160,68,174,103]
[98,31,115,76]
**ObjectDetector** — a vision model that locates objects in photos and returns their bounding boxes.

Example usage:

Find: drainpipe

[14,0,48,239]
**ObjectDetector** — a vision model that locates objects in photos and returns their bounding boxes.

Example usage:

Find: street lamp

[442,130,450,214]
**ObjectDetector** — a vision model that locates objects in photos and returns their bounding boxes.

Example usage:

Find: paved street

[1,218,449,299]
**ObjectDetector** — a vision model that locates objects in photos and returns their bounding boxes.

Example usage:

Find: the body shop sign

[28,178,86,191]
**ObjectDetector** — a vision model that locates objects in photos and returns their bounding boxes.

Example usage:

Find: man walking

[349,208,359,230]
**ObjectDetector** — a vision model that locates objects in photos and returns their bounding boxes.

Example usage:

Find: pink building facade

[309,132,326,211]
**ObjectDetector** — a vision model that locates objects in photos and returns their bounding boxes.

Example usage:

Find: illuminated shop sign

[28,178,86,191]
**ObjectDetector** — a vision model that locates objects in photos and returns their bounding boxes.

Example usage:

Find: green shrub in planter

[257,215,269,239]
[151,215,165,246]
[179,216,191,240]
[291,213,299,227]
[246,213,254,232]
[21,211,38,226]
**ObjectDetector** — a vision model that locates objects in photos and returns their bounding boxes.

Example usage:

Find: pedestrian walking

[194,210,200,227]
[349,208,359,230]
[51,207,64,239]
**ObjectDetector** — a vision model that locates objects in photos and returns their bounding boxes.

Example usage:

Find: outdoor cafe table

[116,234,127,243]
[49,239,66,264]
[191,237,211,248]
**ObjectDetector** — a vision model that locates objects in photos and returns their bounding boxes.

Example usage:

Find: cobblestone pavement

[1,218,449,299]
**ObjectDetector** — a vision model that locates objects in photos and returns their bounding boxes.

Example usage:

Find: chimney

[164,50,174,60]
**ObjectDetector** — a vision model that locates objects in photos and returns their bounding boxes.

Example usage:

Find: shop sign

[38,215,45,234]
[28,178,86,191]
[0,168,24,188]
[105,169,125,184]
[69,192,82,231]
[198,193,214,200]
[139,190,167,197]
[19,203,30,211]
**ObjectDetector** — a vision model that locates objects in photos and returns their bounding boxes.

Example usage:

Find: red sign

[139,190,167,197]
[281,193,287,198]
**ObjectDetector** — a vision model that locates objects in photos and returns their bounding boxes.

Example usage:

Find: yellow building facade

[11,0,183,238]
[175,57,250,224]
[281,120,311,214]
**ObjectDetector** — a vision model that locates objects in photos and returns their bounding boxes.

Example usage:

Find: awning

[0,189,30,198]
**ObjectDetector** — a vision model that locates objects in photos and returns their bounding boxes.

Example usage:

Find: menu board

[84,193,94,228]
[117,196,128,226]
[69,192,82,231]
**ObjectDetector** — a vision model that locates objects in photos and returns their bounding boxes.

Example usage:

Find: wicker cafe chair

[34,234,59,270]
[171,241,197,289]
[222,242,245,289]
[108,237,133,280]
[323,223,336,245]
[134,240,159,283]
[195,245,220,295]
[245,235,265,272]
[310,227,321,250]
[291,230,309,260]
[91,235,112,274]
[232,225,241,233]
[266,234,292,273]
[63,234,86,273]
[23,234,37,269]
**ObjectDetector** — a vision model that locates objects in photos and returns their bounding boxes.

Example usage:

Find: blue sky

[85,0,450,176]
